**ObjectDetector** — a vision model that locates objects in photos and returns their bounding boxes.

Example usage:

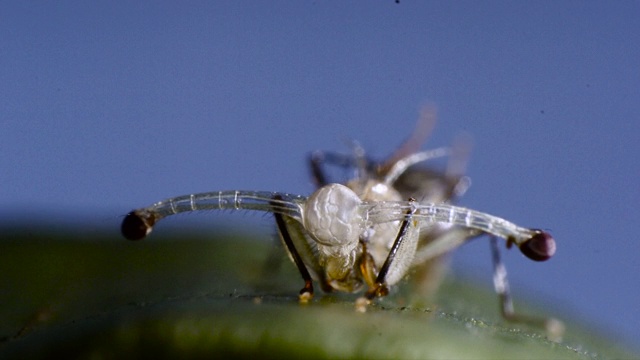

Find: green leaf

[0,228,635,359]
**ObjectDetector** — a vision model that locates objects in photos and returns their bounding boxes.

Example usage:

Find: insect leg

[364,201,417,301]
[309,150,367,188]
[358,239,378,290]
[378,104,436,174]
[271,195,314,303]
[490,237,565,339]
[491,236,516,318]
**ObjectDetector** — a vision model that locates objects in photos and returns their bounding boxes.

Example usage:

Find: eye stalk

[517,230,555,261]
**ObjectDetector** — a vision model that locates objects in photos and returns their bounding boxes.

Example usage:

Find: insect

[121,107,562,337]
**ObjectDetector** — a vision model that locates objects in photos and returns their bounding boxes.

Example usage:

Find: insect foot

[355,297,371,313]
[297,279,314,304]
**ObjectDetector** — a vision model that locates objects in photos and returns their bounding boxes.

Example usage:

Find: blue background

[2,2,638,349]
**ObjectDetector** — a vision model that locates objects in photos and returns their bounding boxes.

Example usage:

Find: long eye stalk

[121,186,555,262]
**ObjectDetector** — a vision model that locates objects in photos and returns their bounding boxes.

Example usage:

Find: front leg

[271,195,314,303]
[357,199,418,310]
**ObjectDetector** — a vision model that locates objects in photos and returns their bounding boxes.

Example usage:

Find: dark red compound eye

[519,230,556,261]
[121,212,152,241]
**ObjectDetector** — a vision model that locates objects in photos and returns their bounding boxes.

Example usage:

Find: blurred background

[1,1,638,349]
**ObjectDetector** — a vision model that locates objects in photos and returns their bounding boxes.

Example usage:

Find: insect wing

[382,215,421,286]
